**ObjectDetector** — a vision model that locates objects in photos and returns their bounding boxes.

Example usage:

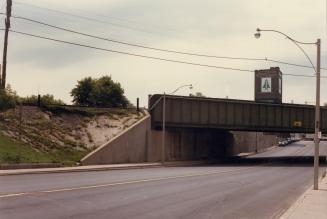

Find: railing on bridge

[149,94,327,133]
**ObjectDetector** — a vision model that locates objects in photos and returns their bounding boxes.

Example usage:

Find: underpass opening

[150,127,228,162]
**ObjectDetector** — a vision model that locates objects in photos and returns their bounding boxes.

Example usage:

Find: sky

[2,0,327,106]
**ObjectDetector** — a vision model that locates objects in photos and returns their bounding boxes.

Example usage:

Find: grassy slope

[0,106,143,165]
[0,134,88,164]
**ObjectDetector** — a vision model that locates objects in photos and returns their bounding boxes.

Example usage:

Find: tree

[71,76,130,108]
[71,77,95,106]
[189,92,206,98]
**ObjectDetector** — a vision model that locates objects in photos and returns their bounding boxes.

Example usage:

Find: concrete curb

[0,163,63,170]
[0,160,212,176]
[0,163,161,176]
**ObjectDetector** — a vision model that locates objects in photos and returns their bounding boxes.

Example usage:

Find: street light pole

[255,28,321,190]
[314,39,321,190]
[161,84,193,164]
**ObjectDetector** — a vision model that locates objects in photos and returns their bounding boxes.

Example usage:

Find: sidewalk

[0,160,212,176]
[280,173,327,219]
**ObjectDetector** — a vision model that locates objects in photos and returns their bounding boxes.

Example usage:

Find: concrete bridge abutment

[81,113,278,165]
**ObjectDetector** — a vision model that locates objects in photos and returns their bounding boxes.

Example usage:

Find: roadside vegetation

[0,133,87,164]
[0,85,17,110]
[21,94,65,106]
[0,78,142,165]
[71,76,132,108]
[0,105,143,165]
[0,84,66,110]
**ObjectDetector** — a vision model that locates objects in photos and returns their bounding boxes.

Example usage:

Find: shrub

[0,87,17,110]
[20,94,65,106]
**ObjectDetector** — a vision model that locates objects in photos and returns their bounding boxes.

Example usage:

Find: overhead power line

[15,0,177,33]
[0,13,261,60]
[12,1,172,37]
[3,28,325,79]
[282,73,323,78]
[6,13,327,72]
[4,29,253,73]
[266,59,321,70]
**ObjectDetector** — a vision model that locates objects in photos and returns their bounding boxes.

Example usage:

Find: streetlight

[254,28,321,190]
[162,84,193,164]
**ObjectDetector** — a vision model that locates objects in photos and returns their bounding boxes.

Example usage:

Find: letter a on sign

[261,77,271,93]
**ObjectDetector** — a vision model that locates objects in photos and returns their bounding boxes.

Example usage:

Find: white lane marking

[0,167,257,199]
[0,193,29,198]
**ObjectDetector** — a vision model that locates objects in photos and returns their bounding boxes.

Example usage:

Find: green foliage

[71,76,130,108]
[0,85,17,110]
[0,134,89,164]
[20,94,65,106]
[42,105,96,116]
[0,84,65,109]
[71,77,94,106]
[189,92,206,98]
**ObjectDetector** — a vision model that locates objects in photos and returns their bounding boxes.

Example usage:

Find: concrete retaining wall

[226,131,278,155]
[81,113,278,165]
[81,113,151,165]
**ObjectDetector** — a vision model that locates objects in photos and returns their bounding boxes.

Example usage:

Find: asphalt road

[250,140,327,157]
[0,141,326,219]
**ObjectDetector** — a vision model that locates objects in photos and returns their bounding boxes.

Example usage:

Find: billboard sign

[261,77,272,93]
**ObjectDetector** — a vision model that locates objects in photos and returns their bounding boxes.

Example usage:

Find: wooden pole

[1,0,12,89]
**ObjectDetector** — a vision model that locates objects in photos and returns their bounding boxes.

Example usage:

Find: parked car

[278,140,288,146]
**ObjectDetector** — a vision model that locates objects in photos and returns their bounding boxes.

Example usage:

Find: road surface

[250,140,327,157]
[0,141,326,219]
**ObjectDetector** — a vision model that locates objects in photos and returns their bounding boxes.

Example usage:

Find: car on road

[278,140,288,146]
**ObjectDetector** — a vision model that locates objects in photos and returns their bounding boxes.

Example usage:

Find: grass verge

[0,134,89,165]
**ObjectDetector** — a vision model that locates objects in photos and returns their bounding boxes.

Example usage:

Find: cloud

[5,0,327,106]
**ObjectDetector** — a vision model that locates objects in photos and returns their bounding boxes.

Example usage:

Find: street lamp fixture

[149,84,194,164]
[254,29,261,39]
[168,84,193,95]
[254,28,321,190]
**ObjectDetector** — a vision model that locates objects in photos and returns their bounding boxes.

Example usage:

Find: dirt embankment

[0,106,145,154]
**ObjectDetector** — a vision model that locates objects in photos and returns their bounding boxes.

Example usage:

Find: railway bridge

[149,94,327,134]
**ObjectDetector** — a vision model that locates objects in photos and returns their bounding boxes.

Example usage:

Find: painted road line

[0,166,257,199]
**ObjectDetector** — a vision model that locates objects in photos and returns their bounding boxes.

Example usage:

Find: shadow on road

[192,156,327,167]
[283,143,306,147]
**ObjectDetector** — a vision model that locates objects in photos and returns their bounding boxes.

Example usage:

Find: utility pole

[1,0,12,89]
[313,38,321,190]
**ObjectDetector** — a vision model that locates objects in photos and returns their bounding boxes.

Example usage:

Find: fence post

[37,94,41,107]
[137,97,139,112]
